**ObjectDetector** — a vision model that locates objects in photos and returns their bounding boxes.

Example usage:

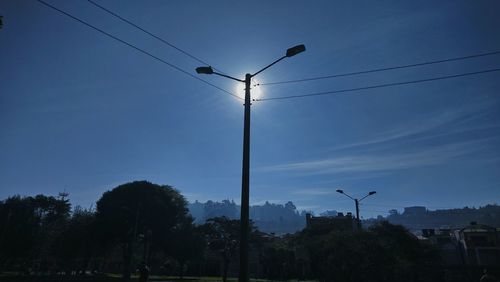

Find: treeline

[0,180,449,281]
[379,205,500,232]
[189,200,306,234]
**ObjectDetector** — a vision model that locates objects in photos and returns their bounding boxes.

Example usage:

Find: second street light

[196,44,305,282]
[336,189,377,230]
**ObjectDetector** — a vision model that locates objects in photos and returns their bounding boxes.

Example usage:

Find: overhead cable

[35,0,240,100]
[255,68,500,101]
[86,0,223,73]
[258,50,500,86]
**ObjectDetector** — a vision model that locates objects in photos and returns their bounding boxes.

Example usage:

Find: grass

[0,273,317,282]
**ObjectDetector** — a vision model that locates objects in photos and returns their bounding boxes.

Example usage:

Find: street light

[195,66,214,74]
[336,189,377,230]
[196,44,305,282]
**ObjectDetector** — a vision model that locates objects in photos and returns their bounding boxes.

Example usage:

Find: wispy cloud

[331,101,496,151]
[258,101,499,176]
[259,136,497,175]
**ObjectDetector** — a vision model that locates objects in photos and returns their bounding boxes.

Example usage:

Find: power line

[35,0,241,100]
[255,68,500,101]
[86,0,223,73]
[258,50,500,86]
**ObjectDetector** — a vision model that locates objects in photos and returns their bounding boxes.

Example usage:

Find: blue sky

[1,0,499,218]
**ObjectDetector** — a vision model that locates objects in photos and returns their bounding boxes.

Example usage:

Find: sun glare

[234,79,263,100]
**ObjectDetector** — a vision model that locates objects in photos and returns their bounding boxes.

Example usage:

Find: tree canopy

[95,181,191,280]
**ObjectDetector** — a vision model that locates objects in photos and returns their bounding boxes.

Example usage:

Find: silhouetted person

[481,269,499,282]
[138,262,150,282]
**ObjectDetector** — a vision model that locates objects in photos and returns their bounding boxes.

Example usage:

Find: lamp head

[196,66,214,74]
[369,191,377,195]
[336,189,344,194]
[286,44,306,57]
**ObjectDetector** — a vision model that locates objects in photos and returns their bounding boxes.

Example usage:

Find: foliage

[259,245,296,280]
[0,189,481,281]
[202,217,240,282]
[292,221,443,282]
[95,181,191,280]
[168,219,205,278]
[0,194,70,272]
[52,206,96,274]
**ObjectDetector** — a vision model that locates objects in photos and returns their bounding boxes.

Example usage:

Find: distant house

[403,206,427,216]
[305,212,355,234]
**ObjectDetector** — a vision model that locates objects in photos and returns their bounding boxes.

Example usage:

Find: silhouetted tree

[53,206,96,274]
[202,217,240,282]
[0,196,37,270]
[168,219,204,279]
[292,221,442,282]
[369,221,442,281]
[0,194,70,273]
[95,181,190,281]
[259,245,296,280]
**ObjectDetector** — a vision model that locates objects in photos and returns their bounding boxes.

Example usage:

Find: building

[305,212,355,234]
[403,206,427,216]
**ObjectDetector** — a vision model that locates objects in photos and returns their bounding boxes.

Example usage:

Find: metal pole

[355,199,361,230]
[195,45,305,282]
[239,73,252,282]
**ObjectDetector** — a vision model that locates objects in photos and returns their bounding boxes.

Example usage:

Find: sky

[1,0,499,218]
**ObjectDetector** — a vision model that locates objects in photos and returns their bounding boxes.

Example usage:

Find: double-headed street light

[196,44,305,282]
[336,189,376,230]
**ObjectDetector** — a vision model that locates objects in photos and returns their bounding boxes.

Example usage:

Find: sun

[234,78,263,100]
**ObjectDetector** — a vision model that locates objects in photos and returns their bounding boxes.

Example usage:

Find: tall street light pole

[336,189,376,230]
[196,44,305,282]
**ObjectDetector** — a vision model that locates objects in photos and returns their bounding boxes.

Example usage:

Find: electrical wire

[86,0,224,73]
[35,0,241,100]
[258,50,500,86]
[257,50,500,86]
[255,68,500,101]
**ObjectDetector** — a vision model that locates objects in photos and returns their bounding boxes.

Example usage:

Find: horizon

[2,187,498,220]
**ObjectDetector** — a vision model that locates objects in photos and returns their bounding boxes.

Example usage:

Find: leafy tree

[0,194,70,272]
[293,221,442,282]
[0,196,37,269]
[369,221,442,281]
[259,245,296,280]
[168,219,204,279]
[53,206,96,274]
[31,194,71,266]
[202,217,240,282]
[95,181,190,281]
